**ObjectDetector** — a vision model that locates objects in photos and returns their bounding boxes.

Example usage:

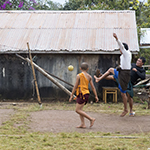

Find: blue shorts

[114,69,126,93]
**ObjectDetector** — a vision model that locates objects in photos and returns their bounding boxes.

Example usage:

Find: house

[140,28,150,76]
[0,10,139,101]
[140,28,150,49]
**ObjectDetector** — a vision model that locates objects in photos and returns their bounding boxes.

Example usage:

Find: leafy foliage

[35,0,62,10]
[61,0,84,10]
[0,0,38,10]
[0,0,62,10]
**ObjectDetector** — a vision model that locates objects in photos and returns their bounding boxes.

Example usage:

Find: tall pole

[26,57,75,98]
[16,54,76,100]
[27,42,42,106]
[148,86,150,109]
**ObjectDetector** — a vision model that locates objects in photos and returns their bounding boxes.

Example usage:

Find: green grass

[0,132,150,150]
[0,101,150,150]
[146,70,150,74]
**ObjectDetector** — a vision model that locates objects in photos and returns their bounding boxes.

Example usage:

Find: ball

[68,65,74,71]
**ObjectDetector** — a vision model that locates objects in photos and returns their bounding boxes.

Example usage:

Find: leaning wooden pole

[148,86,150,109]
[16,54,75,99]
[27,43,42,105]
[25,58,75,98]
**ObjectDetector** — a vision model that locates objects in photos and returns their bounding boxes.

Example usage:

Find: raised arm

[113,33,125,54]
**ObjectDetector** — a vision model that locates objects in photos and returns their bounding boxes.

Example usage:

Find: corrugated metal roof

[140,28,150,46]
[0,10,139,54]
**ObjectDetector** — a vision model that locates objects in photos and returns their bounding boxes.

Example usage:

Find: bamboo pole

[44,70,73,87]
[16,54,75,98]
[25,58,75,98]
[148,87,150,109]
[16,54,95,100]
[27,43,42,105]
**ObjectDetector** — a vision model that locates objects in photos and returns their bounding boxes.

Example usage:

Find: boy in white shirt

[94,33,131,117]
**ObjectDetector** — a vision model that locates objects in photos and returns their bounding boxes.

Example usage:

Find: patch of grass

[133,96,141,103]
[146,70,150,74]
[1,101,150,115]
[0,102,150,149]
[0,132,150,150]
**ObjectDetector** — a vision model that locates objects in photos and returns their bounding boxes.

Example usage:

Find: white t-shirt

[117,39,132,70]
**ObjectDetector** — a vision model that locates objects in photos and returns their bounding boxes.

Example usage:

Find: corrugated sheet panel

[0,10,139,54]
[140,28,150,45]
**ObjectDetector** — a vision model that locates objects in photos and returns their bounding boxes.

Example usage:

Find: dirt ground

[0,109,14,125]
[0,108,150,135]
[29,110,150,135]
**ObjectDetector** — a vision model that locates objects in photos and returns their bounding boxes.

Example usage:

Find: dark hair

[81,62,89,70]
[122,43,129,50]
[139,57,146,64]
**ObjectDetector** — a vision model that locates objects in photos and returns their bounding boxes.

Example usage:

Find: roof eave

[0,50,139,54]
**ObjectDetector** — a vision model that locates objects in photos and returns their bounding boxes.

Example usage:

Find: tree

[0,0,12,9]
[36,0,62,10]
[62,0,84,10]
[0,0,62,10]
[0,0,38,10]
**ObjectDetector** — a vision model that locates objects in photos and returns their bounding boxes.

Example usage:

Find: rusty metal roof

[0,10,139,54]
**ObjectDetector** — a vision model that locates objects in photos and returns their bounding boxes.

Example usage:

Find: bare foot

[94,75,100,83]
[95,69,102,77]
[120,110,128,117]
[90,118,95,128]
[76,125,86,128]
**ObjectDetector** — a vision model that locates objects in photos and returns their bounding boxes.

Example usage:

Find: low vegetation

[0,101,150,150]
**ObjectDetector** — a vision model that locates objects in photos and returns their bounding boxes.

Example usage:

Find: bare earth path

[29,110,150,135]
[0,107,149,135]
[0,109,14,125]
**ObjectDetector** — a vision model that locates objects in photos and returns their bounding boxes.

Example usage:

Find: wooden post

[16,54,76,99]
[27,42,42,105]
[148,87,150,109]
[25,58,75,98]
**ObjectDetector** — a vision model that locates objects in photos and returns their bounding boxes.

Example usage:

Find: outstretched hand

[95,96,99,103]
[69,95,73,102]
[113,33,118,40]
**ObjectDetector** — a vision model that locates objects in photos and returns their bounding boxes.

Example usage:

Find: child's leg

[76,103,86,128]
[77,114,86,128]
[76,103,95,127]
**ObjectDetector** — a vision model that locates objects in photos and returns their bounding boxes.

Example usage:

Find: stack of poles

[17,43,75,105]
[25,57,75,99]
